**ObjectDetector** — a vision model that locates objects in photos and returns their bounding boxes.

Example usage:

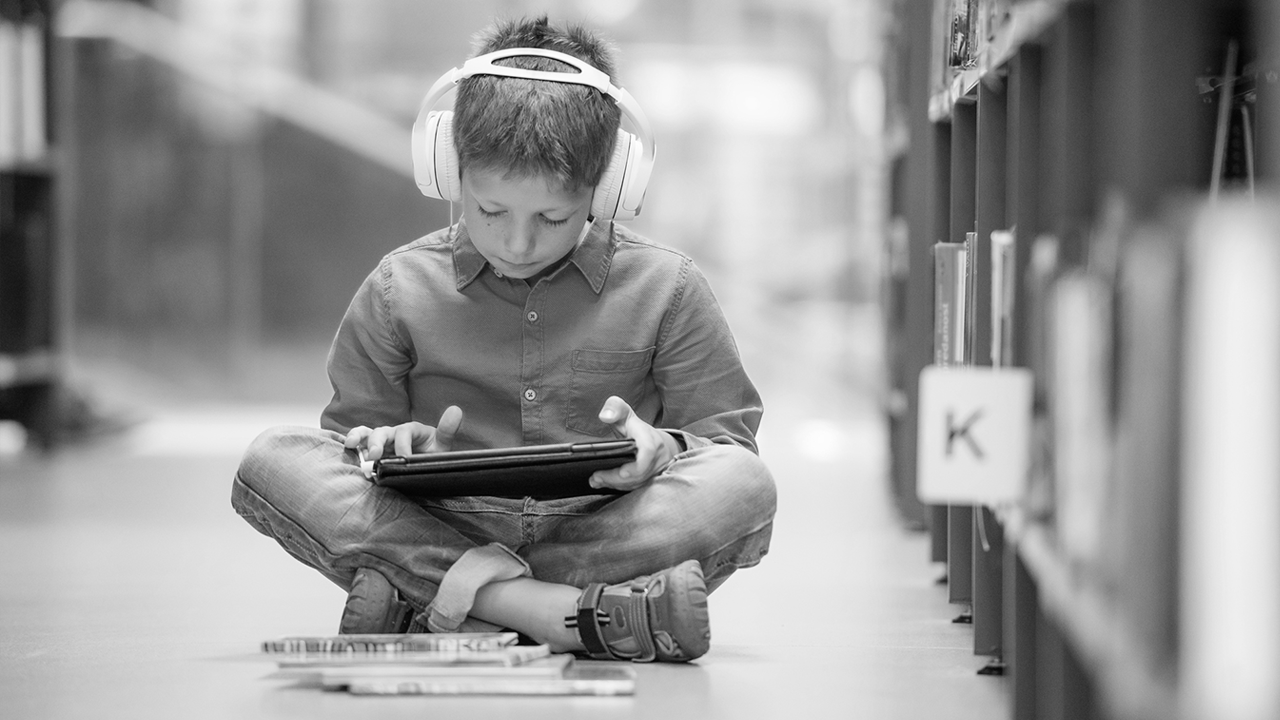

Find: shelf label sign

[917,365,1032,505]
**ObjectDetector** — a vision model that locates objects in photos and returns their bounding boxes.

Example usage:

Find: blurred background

[0,4,929,716]
[21,0,889,436]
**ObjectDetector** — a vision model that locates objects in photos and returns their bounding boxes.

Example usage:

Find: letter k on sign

[917,366,1031,505]
[946,409,984,459]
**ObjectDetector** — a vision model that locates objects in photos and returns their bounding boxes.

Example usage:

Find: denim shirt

[321,220,763,454]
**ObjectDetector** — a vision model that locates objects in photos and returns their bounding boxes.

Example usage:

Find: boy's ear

[413,111,463,203]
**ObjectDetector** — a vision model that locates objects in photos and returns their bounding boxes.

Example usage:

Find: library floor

[0,302,1007,719]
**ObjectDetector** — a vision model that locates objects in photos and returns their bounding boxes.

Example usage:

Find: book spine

[275,644,552,668]
[1180,200,1280,720]
[0,2,18,168]
[1050,271,1113,566]
[933,242,967,367]
[263,633,517,655]
[990,229,1015,368]
[1110,224,1182,681]
[963,231,978,365]
[948,0,973,68]
[17,0,45,162]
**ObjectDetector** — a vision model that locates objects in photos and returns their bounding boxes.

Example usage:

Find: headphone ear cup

[591,129,635,221]
[433,112,462,203]
[416,111,462,202]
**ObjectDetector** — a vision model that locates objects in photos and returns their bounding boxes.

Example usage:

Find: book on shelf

[933,241,968,367]
[947,0,977,69]
[1025,235,1058,392]
[990,229,1015,368]
[1108,219,1183,681]
[976,0,1012,50]
[1049,270,1114,568]
[1180,198,1280,720]
[963,231,978,364]
[0,2,17,166]
[882,216,911,415]
[17,0,43,161]
[0,0,46,167]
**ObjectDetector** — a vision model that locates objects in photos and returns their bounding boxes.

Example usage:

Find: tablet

[359,439,636,499]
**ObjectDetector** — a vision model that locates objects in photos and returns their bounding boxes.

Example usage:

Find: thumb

[598,396,633,428]
[432,406,464,451]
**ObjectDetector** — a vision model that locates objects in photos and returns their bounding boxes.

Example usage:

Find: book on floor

[273,642,552,669]
[261,631,518,656]
[339,663,637,696]
[259,631,636,697]
[285,653,575,685]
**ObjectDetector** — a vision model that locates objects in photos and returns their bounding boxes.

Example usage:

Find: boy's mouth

[497,258,544,276]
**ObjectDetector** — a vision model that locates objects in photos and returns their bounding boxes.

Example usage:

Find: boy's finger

[344,426,370,448]
[590,467,628,490]
[393,425,416,458]
[366,427,391,461]
[591,463,645,491]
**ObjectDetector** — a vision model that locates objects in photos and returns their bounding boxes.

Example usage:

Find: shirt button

[527,311,539,323]
[524,388,537,401]
[493,269,504,278]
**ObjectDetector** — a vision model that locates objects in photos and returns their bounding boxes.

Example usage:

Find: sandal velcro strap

[570,583,614,660]
[626,580,657,662]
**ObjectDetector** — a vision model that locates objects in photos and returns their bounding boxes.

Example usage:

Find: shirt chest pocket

[566,347,656,437]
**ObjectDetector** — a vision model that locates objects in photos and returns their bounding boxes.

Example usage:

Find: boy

[232,16,775,663]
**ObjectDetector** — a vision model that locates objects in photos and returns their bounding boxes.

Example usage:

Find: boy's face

[461,167,594,280]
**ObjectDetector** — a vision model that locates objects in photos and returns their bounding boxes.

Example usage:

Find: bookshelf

[0,0,59,448]
[887,0,1280,718]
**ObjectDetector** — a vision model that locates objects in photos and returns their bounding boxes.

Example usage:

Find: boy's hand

[344,405,464,462]
[589,396,681,492]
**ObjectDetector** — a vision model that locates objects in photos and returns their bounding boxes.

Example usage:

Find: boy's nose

[505,223,534,256]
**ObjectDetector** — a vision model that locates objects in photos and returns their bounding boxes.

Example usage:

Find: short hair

[452,16,622,191]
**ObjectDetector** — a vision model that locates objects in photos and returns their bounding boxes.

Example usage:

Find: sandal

[339,567,421,634]
[566,559,711,662]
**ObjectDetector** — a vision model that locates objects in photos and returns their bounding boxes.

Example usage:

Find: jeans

[231,426,776,632]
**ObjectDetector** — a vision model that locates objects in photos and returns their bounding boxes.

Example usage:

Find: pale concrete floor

[0,301,1008,719]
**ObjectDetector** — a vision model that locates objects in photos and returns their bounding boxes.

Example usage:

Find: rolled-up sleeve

[321,258,416,435]
[652,259,763,453]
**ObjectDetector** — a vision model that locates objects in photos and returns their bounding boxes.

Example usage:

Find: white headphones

[412,47,656,221]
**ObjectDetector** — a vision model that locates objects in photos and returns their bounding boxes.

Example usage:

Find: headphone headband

[412,47,656,219]
[458,48,613,92]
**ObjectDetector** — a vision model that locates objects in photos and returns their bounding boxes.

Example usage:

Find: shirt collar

[451,223,489,290]
[452,220,614,294]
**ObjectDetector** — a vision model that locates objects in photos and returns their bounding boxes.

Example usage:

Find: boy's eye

[541,215,569,227]
[477,206,504,219]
